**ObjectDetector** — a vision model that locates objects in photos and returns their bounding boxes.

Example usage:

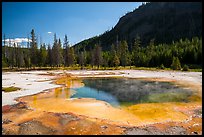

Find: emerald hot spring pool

[70,78,193,107]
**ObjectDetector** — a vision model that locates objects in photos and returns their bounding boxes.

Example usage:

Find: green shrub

[183,64,189,71]
[160,64,165,69]
[2,86,21,92]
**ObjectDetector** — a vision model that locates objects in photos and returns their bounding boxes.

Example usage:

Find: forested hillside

[74,2,202,51]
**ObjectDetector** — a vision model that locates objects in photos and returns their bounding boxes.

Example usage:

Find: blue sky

[2,2,142,46]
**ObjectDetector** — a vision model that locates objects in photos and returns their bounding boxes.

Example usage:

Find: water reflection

[71,78,193,106]
[33,95,37,105]
[53,87,73,99]
[28,78,84,106]
[55,88,59,98]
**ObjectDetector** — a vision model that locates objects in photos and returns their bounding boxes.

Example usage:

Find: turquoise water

[71,87,120,106]
[71,78,193,106]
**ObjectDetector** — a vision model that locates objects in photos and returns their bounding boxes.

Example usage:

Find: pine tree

[113,50,120,68]
[90,49,95,68]
[63,34,69,66]
[171,56,181,70]
[30,29,38,67]
[65,46,70,66]
[24,35,31,68]
[68,47,75,66]
[83,47,87,67]
[94,44,102,69]
[79,52,85,69]
[19,49,25,68]
[102,52,109,69]
[46,44,53,67]
[120,40,128,67]
[39,43,47,67]
[110,44,116,67]
[10,43,16,68]
[15,43,19,67]
[57,38,63,67]
[132,35,141,66]
[53,33,57,66]
[52,33,62,67]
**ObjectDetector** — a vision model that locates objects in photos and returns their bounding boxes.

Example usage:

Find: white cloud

[2,38,32,47]
[3,38,31,43]
[48,32,52,34]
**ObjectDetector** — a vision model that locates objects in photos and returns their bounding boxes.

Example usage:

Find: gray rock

[59,113,80,126]
[18,121,56,135]
[164,126,187,135]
